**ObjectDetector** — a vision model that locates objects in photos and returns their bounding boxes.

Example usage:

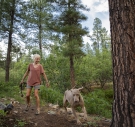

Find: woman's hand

[20,80,24,84]
[46,82,50,88]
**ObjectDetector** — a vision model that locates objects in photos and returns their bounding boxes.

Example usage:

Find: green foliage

[104,88,113,103]
[0,110,6,117]
[89,49,112,88]
[0,110,7,127]
[0,79,113,119]
[75,48,112,88]
[0,81,22,100]
[40,86,63,107]
[75,55,93,85]
[48,0,89,87]
[16,119,26,127]
[43,54,70,92]
[86,121,98,127]
[9,56,31,83]
[84,89,112,118]
[0,68,5,82]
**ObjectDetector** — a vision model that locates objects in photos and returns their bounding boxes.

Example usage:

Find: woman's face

[34,57,40,64]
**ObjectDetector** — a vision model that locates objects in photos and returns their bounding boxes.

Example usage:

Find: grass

[0,81,113,118]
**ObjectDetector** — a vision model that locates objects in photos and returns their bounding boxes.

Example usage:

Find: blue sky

[0,0,110,50]
[82,0,110,31]
[81,0,110,43]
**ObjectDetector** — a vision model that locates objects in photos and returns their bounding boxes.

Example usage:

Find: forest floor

[0,98,111,127]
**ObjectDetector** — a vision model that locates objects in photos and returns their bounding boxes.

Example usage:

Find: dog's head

[71,87,83,103]
[4,104,14,112]
[4,101,18,114]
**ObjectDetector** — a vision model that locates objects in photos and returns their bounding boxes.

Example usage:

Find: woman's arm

[42,72,50,87]
[21,70,29,83]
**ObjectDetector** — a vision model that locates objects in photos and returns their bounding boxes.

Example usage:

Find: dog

[0,101,16,114]
[63,87,87,125]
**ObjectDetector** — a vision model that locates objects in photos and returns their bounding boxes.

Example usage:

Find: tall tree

[0,0,28,81]
[108,0,135,127]
[49,0,89,87]
[91,18,102,51]
[89,17,110,53]
[22,0,52,58]
[1,0,16,81]
[0,0,4,26]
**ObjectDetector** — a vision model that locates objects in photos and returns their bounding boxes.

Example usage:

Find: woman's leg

[34,89,40,113]
[26,88,32,107]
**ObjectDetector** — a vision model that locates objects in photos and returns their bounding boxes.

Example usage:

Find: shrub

[104,89,113,103]
[40,86,63,107]
[0,81,24,102]
[84,89,112,118]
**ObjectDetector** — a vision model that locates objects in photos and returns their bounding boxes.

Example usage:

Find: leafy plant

[16,119,26,127]
[0,110,6,117]
[84,89,112,118]
[40,86,63,107]
[0,110,7,127]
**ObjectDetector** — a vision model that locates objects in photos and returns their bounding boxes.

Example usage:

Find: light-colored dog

[63,87,87,124]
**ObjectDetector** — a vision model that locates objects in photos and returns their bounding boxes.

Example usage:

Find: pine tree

[89,17,110,54]
[22,0,52,57]
[109,0,135,126]
[0,0,28,81]
[48,0,89,87]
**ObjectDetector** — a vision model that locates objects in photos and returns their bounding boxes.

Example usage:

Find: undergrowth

[0,81,113,118]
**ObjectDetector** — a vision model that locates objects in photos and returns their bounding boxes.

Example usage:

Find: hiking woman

[20,54,50,115]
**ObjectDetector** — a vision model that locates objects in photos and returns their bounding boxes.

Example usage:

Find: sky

[0,0,110,50]
[81,0,110,32]
[81,0,110,43]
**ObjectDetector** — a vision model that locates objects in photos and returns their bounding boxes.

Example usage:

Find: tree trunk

[5,0,15,81]
[108,0,135,127]
[0,0,4,25]
[70,55,76,88]
[39,4,42,58]
[39,23,42,57]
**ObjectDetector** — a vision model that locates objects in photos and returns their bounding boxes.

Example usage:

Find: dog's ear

[72,85,76,89]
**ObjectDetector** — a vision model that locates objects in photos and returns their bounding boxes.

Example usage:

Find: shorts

[26,84,40,90]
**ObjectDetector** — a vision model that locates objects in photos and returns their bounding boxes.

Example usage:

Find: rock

[48,110,56,115]
[13,110,18,114]
[0,102,6,110]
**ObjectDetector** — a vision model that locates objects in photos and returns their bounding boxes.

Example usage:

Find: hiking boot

[35,109,40,115]
[25,105,30,111]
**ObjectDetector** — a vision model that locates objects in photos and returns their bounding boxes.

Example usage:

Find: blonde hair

[33,54,40,60]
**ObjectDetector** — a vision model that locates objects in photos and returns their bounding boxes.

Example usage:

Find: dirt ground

[0,99,111,127]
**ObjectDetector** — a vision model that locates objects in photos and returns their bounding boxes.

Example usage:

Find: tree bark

[5,0,15,81]
[70,55,76,88]
[108,0,135,127]
[38,3,42,58]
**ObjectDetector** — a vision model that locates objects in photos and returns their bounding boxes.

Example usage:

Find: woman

[20,54,50,115]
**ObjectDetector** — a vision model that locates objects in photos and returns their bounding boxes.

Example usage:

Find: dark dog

[0,101,16,114]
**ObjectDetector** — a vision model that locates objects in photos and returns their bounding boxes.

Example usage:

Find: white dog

[63,87,87,124]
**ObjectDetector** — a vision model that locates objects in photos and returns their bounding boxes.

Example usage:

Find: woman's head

[33,54,40,64]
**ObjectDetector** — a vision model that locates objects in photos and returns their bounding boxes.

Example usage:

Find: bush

[40,86,63,107]
[104,89,113,103]
[84,89,112,118]
[0,81,22,102]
